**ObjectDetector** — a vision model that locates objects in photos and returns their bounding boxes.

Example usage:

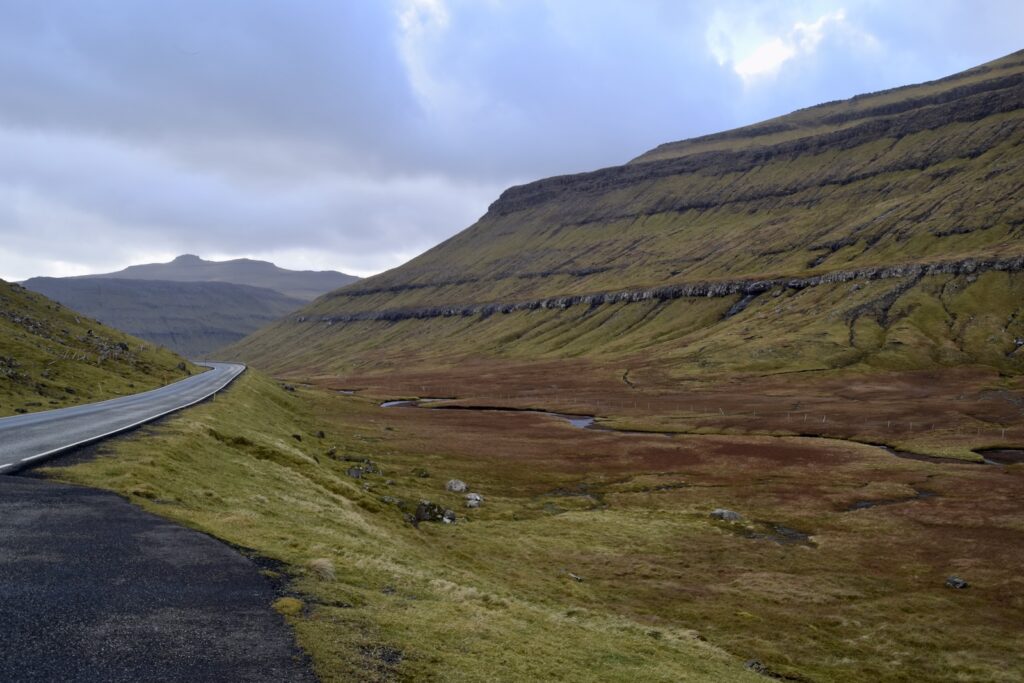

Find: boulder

[446,479,468,493]
[945,575,969,589]
[465,492,484,508]
[710,508,743,522]
[413,500,457,525]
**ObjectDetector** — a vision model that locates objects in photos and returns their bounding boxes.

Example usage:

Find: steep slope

[77,254,359,301]
[229,50,1024,378]
[0,279,196,416]
[22,278,307,357]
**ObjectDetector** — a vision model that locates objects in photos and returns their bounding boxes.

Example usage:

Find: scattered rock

[568,572,584,582]
[1015,338,1024,348]
[412,500,456,525]
[317,430,325,439]
[291,433,302,442]
[346,467,364,479]
[412,468,430,478]
[710,508,743,522]
[326,446,337,458]
[946,575,969,589]
[465,492,484,508]
[282,384,296,392]
[446,479,467,493]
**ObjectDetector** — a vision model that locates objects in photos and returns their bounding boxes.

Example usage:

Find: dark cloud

[0,0,1021,279]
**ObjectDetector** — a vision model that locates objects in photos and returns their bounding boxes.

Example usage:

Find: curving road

[0,361,244,473]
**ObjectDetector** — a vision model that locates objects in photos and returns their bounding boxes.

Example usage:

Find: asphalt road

[0,476,314,682]
[0,361,245,473]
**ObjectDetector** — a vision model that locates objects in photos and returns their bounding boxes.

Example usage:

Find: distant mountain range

[23,255,360,357]
[72,254,358,301]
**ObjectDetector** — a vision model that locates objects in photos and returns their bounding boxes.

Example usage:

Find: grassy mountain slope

[78,253,359,301]
[229,50,1024,378]
[0,279,196,416]
[23,277,307,357]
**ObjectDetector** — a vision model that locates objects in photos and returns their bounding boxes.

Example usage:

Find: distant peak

[172,254,203,263]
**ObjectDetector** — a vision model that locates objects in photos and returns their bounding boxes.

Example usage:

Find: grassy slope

[46,372,1024,682]
[227,50,1024,378]
[45,371,760,683]
[0,279,197,417]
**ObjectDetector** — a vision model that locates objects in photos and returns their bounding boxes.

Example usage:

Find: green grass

[43,370,1024,682]
[0,280,197,416]
[44,371,760,682]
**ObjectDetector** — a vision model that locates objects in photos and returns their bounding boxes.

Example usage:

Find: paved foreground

[0,362,244,472]
[0,476,314,682]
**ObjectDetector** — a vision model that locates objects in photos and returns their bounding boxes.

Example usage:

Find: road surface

[0,361,244,473]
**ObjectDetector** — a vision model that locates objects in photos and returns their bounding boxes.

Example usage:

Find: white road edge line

[10,365,244,468]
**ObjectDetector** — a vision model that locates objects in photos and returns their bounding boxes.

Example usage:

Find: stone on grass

[465,492,484,508]
[413,500,457,526]
[446,479,468,493]
[710,508,743,522]
[945,575,969,589]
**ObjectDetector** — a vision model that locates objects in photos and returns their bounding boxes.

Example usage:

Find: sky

[0,0,1021,281]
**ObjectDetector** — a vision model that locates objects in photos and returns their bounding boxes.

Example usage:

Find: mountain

[228,50,1024,379]
[76,254,359,301]
[0,279,194,417]
[22,277,307,358]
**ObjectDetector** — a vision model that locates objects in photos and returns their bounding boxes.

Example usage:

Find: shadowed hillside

[0,280,196,416]
[226,50,1024,378]
[23,277,308,357]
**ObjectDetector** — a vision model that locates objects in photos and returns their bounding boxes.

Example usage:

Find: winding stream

[378,398,1023,466]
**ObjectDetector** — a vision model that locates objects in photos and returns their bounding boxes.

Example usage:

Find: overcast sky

[0,1,1021,281]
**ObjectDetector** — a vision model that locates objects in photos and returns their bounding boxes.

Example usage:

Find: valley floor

[41,363,1024,682]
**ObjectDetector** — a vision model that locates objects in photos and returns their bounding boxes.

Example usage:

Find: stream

[378,399,1023,466]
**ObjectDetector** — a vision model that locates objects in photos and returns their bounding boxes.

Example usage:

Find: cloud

[708,7,871,85]
[0,0,1021,281]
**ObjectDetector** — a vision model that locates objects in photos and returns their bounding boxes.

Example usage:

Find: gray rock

[710,508,743,522]
[445,479,468,493]
[465,492,483,508]
[945,575,969,589]
[413,501,457,526]
[346,467,363,479]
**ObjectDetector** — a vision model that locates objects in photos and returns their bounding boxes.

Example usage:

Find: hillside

[229,50,1024,379]
[0,279,196,417]
[77,254,359,301]
[22,277,307,357]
